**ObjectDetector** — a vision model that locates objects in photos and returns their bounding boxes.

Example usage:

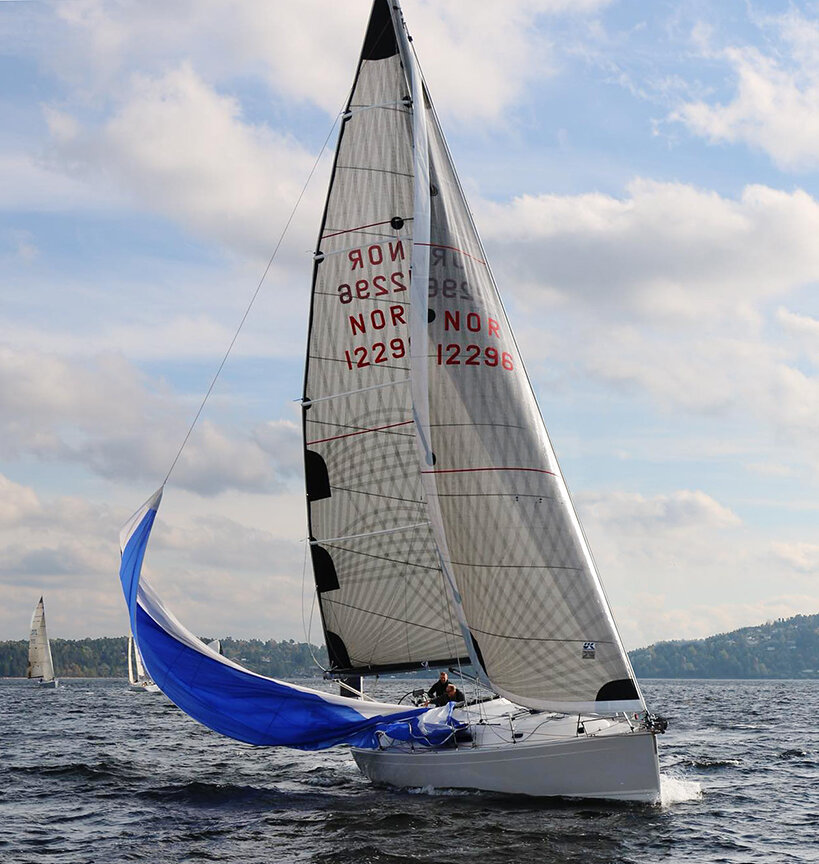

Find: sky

[2,0,818,653]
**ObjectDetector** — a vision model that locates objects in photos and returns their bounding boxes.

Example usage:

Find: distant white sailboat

[28,596,58,688]
[127,634,160,693]
[119,0,668,802]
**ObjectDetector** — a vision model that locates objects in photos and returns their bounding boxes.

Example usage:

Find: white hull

[352,701,661,803]
[129,681,161,694]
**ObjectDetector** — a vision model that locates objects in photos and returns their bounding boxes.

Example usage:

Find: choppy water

[1,677,816,863]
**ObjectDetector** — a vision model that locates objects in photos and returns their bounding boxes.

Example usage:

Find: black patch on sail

[326,631,352,670]
[305,450,331,501]
[362,0,398,61]
[311,545,340,593]
[596,678,640,702]
[469,631,487,672]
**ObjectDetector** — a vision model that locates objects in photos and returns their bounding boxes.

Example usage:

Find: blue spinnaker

[118,488,462,750]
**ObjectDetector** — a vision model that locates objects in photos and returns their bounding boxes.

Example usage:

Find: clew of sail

[28,596,55,683]
[118,489,461,749]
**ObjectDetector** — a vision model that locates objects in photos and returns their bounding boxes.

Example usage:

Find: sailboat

[28,596,58,688]
[127,634,161,693]
[119,0,666,802]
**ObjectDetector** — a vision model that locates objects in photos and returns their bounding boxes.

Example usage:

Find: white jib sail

[393,0,644,714]
[127,635,137,685]
[28,596,55,683]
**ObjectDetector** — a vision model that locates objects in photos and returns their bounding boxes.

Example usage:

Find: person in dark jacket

[444,683,465,704]
[427,671,449,703]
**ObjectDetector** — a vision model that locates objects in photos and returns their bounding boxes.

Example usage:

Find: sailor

[427,671,449,704]
[444,683,465,705]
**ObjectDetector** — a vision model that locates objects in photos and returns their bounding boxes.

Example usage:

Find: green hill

[629,613,819,678]
[5,613,819,680]
[0,636,327,679]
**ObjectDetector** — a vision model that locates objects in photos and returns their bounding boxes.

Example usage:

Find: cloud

[476,180,819,458]
[0,472,311,642]
[671,13,819,170]
[0,346,299,495]
[48,0,610,125]
[573,486,819,647]
[45,63,323,260]
[579,488,741,533]
[771,541,819,575]
[480,180,819,319]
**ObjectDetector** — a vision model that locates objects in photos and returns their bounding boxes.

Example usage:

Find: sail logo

[582,642,596,659]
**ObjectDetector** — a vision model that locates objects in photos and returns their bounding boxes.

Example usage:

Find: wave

[660,773,703,806]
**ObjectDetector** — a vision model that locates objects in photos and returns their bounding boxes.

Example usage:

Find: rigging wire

[161,115,341,487]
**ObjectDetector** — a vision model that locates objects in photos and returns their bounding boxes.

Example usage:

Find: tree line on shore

[3,612,819,679]
[0,636,328,679]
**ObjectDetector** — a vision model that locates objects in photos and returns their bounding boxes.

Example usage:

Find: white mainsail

[128,632,160,691]
[28,596,55,684]
[304,0,644,714]
[302,1,468,673]
[127,634,137,684]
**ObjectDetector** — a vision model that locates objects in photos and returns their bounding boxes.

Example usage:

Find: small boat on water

[28,596,58,688]
[119,0,666,802]
[127,634,160,693]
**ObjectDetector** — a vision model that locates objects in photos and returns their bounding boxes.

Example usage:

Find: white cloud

[672,14,819,170]
[45,63,323,260]
[0,346,299,495]
[49,0,610,125]
[575,487,819,647]
[481,180,819,319]
[0,472,311,642]
[477,180,819,458]
[580,488,741,533]
[771,541,819,575]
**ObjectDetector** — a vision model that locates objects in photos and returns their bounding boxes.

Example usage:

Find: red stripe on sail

[415,242,486,266]
[421,467,556,476]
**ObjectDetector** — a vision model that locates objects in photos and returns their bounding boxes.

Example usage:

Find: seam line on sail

[414,241,486,266]
[311,522,430,545]
[306,419,413,445]
[420,466,557,476]
[314,238,408,260]
[469,629,616,645]
[335,165,414,179]
[322,542,440,572]
[448,561,581,571]
[302,378,410,406]
[329,485,425,506]
[313,290,410,308]
[344,100,410,117]
[323,217,412,239]
[321,597,460,637]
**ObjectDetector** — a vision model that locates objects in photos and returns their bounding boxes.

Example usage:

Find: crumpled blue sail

[118,488,463,750]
